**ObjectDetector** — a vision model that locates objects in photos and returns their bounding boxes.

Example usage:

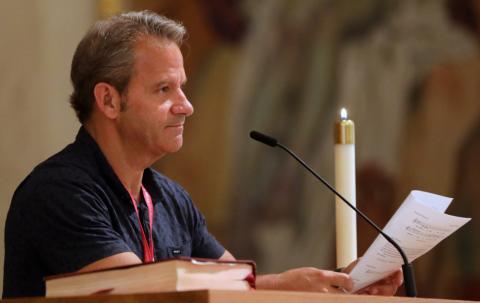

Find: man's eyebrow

[153,77,187,86]
[152,81,168,88]
[150,77,187,90]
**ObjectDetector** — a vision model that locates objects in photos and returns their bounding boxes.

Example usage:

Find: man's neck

[84,123,149,201]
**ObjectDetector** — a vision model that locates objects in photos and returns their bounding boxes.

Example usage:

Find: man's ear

[93,82,123,119]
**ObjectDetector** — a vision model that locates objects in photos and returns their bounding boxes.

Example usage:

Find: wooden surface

[2,290,478,303]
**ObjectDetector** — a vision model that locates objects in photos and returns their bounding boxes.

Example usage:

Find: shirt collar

[74,127,158,202]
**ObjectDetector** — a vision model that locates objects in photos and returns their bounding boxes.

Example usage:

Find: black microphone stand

[276,143,416,297]
[249,131,416,297]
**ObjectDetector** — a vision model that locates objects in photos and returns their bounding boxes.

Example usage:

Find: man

[3,11,402,298]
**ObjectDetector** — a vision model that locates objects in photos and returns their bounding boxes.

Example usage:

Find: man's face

[117,37,193,159]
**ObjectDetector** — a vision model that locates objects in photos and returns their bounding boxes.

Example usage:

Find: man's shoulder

[14,144,102,202]
[7,144,109,237]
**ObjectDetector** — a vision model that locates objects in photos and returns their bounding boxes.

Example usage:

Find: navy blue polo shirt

[3,127,225,298]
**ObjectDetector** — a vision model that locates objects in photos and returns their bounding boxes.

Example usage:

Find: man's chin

[163,141,183,154]
[152,136,184,157]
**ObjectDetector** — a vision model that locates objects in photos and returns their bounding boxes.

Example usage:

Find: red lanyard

[128,185,155,263]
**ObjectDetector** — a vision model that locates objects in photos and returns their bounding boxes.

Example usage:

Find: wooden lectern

[2,290,477,303]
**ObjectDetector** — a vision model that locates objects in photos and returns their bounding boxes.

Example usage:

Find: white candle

[334,108,357,268]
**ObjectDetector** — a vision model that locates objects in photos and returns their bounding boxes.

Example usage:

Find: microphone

[249,130,417,297]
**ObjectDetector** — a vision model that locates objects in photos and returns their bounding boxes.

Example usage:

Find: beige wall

[0,0,96,295]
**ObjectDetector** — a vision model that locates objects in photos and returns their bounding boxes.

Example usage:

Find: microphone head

[249,131,278,147]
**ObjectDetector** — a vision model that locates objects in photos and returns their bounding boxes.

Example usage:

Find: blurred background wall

[2,0,480,300]
[0,0,96,297]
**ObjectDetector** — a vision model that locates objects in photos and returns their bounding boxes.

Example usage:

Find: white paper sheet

[349,190,471,292]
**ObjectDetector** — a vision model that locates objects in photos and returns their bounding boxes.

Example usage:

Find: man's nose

[171,93,194,117]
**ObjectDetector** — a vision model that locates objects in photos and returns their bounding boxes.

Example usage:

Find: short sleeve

[171,186,225,259]
[25,178,131,274]
[190,209,225,258]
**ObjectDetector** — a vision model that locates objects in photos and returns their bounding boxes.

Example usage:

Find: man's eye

[160,86,170,93]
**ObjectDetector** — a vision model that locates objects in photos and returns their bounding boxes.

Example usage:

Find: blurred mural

[148,0,480,299]
[0,0,96,296]
[2,0,480,300]
[226,0,479,299]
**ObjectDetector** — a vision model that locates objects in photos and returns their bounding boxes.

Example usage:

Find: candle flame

[340,108,348,120]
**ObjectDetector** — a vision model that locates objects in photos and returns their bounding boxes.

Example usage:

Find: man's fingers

[370,283,398,296]
[327,286,348,294]
[393,269,403,285]
[321,271,353,292]
[359,279,399,296]
[357,286,376,295]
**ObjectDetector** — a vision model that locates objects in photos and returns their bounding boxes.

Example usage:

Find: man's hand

[256,267,353,293]
[226,249,401,295]
[355,269,403,295]
[342,259,403,296]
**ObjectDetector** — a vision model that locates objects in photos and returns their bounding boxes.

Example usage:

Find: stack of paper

[350,190,470,292]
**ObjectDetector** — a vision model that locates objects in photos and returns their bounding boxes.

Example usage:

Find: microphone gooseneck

[249,130,417,297]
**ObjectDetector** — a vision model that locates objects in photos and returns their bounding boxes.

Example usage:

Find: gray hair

[70,11,186,123]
